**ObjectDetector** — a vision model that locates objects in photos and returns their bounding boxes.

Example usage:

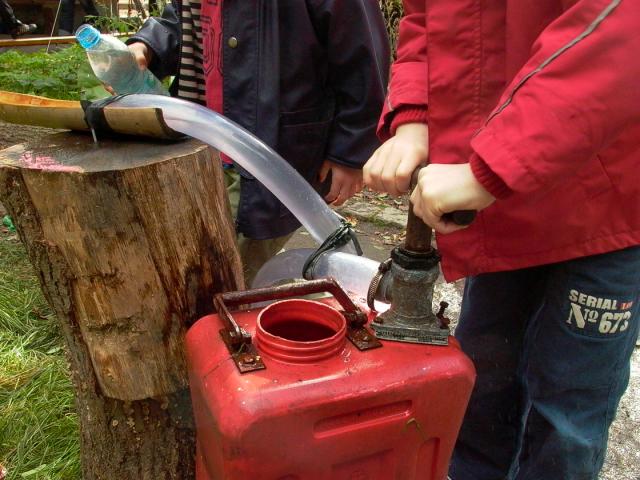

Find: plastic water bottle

[76,24,168,96]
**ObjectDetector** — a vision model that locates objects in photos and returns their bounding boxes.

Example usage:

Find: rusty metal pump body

[372,246,449,345]
[369,170,475,345]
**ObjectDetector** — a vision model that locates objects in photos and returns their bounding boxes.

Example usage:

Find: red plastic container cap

[256,299,347,363]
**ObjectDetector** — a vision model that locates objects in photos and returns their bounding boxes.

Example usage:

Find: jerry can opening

[266,320,336,342]
[259,299,345,342]
[213,279,381,372]
[257,299,347,362]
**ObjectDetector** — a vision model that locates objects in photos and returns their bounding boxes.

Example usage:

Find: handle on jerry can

[214,279,382,373]
[215,278,366,331]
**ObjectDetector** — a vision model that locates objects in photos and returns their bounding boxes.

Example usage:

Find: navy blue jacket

[130,0,390,239]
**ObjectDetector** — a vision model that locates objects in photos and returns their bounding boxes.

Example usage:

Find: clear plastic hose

[252,248,391,312]
[112,94,352,250]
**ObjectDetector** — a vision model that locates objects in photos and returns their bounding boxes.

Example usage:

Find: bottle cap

[76,24,101,49]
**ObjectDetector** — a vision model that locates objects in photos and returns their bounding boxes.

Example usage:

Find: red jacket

[379,0,640,281]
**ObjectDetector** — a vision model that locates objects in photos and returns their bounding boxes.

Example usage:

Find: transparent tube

[252,248,383,303]
[112,95,351,249]
[251,248,314,286]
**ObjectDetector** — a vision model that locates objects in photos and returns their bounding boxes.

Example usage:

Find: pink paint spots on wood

[20,152,83,172]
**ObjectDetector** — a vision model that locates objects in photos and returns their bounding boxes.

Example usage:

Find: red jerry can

[186,279,475,480]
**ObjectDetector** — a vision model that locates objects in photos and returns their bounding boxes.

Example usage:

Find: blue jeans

[450,246,640,480]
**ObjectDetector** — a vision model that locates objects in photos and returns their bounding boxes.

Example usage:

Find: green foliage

[0,231,79,480]
[87,14,142,34]
[0,44,111,101]
[0,46,88,100]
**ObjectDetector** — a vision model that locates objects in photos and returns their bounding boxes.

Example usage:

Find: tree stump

[0,132,244,479]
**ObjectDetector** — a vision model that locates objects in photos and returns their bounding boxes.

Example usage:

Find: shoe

[0,463,7,480]
[10,20,37,38]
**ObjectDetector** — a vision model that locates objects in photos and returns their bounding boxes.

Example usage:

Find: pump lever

[442,209,477,226]
[409,169,476,232]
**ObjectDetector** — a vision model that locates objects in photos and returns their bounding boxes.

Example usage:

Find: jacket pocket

[280,106,331,127]
[277,108,332,182]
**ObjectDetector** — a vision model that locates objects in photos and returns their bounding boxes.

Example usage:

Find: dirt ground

[1,121,638,478]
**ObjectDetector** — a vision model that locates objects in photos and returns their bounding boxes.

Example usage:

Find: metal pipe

[404,168,477,253]
[404,169,433,253]
[405,202,433,253]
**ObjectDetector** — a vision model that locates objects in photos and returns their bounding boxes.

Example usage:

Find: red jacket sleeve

[471,0,640,196]
[377,0,429,140]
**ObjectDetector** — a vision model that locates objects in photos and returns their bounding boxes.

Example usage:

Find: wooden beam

[0,32,128,48]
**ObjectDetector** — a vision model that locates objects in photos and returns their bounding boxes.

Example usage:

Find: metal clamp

[367,258,393,311]
[302,218,363,280]
[214,278,382,373]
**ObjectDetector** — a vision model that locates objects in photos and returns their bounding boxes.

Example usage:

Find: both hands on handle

[363,122,495,233]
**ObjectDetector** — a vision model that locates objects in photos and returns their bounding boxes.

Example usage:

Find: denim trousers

[450,246,640,480]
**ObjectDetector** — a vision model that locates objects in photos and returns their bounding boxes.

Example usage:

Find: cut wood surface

[0,132,243,478]
[1,132,243,399]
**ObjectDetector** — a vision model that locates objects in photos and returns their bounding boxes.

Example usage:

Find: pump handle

[442,209,477,226]
[410,169,477,227]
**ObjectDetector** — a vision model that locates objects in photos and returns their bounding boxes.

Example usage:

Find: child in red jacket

[365,1,640,479]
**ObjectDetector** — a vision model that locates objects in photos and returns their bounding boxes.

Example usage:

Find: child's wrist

[390,105,428,136]
[395,123,429,149]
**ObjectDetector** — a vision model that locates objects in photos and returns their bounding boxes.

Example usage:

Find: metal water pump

[368,169,475,345]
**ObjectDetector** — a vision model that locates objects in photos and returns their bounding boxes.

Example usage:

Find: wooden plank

[0,32,128,48]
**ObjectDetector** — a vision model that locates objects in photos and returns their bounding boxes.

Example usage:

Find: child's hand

[411,163,495,234]
[128,42,153,70]
[363,122,429,197]
[319,160,363,206]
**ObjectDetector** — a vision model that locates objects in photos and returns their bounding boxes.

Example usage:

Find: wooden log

[0,131,243,479]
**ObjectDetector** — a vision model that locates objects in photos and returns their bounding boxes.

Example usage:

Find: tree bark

[0,132,243,479]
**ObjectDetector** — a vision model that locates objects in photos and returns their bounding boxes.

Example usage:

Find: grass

[0,228,79,480]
